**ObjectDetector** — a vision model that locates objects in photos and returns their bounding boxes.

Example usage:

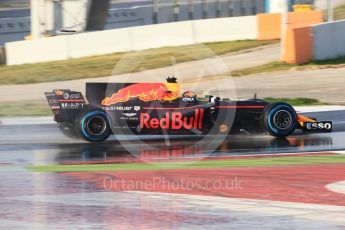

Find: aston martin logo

[123,113,137,117]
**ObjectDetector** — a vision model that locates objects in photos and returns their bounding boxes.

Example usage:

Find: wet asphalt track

[0,110,345,164]
[1,110,345,229]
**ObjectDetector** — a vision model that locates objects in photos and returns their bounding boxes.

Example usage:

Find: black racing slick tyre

[75,109,111,142]
[261,102,298,138]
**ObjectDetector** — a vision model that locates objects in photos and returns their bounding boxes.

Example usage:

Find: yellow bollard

[293,4,313,12]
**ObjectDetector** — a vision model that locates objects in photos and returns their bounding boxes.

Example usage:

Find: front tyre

[76,110,111,142]
[261,102,297,138]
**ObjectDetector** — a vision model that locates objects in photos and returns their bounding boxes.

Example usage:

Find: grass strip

[0,101,51,117]
[263,97,327,106]
[0,40,277,85]
[231,57,345,77]
[28,155,345,173]
[334,4,345,20]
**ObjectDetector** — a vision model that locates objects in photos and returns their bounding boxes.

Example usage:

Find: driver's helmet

[182,90,198,102]
[182,90,197,98]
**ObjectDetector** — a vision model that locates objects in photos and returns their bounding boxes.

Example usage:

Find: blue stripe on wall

[265,0,294,13]
[289,0,294,11]
[265,0,270,13]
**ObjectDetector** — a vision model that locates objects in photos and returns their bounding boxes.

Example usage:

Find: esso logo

[307,122,332,130]
[323,123,332,130]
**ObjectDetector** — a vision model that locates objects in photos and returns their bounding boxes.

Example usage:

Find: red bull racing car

[45,77,332,142]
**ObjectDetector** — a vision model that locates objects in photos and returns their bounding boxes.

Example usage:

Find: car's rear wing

[45,89,87,122]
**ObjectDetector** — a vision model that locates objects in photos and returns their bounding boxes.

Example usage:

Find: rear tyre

[261,102,297,138]
[75,109,111,142]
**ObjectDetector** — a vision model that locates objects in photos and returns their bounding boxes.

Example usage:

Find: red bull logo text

[102,83,180,106]
[140,109,204,130]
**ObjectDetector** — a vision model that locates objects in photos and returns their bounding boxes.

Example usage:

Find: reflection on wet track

[0,129,340,164]
[32,135,337,164]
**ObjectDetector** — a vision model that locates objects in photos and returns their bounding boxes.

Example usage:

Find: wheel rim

[273,110,292,129]
[86,116,107,136]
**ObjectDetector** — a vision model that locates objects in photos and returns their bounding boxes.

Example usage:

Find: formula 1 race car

[45,77,332,142]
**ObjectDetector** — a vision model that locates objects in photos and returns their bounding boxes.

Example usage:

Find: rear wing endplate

[45,89,86,115]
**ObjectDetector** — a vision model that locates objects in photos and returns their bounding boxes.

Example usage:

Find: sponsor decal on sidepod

[140,109,204,130]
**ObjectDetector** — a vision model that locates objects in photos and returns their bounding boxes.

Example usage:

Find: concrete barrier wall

[67,28,132,59]
[287,10,323,28]
[291,27,313,64]
[282,19,345,64]
[257,10,323,40]
[283,26,313,64]
[257,13,281,40]
[5,16,257,65]
[130,21,195,51]
[312,19,345,60]
[0,1,266,46]
[194,16,257,43]
[5,36,70,65]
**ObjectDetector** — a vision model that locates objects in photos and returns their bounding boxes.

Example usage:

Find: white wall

[130,21,196,51]
[67,28,131,59]
[6,36,69,65]
[193,16,257,43]
[5,16,257,66]
[312,19,345,60]
[268,0,287,13]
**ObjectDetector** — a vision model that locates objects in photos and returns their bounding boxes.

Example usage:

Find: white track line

[129,191,345,224]
[332,151,345,155]
[327,180,345,195]
[0,117,55,125]
[294,106,345,113]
